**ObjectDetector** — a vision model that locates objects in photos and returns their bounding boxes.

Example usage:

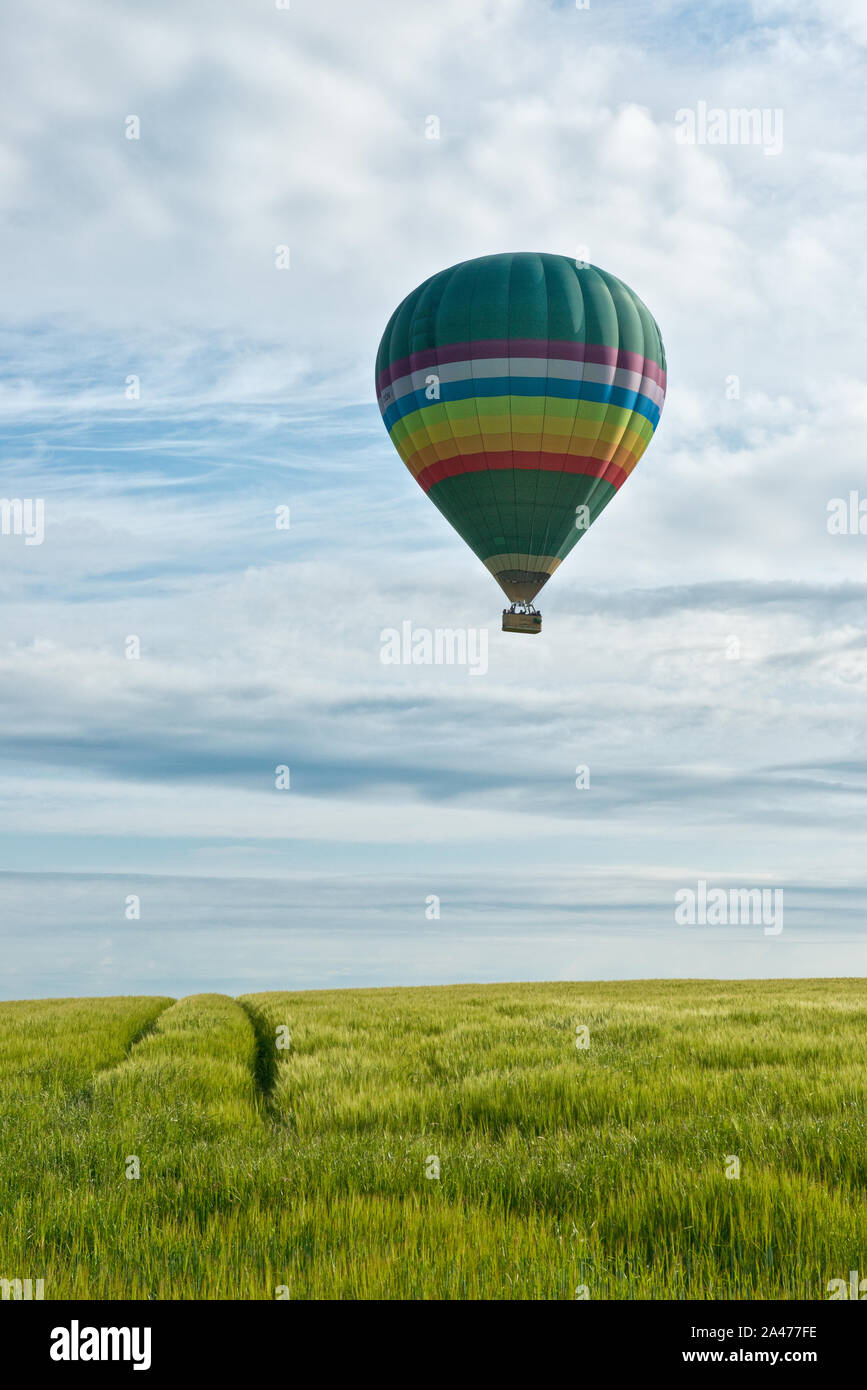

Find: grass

[0,980,864,1299]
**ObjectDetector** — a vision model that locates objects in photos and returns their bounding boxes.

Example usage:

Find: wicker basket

[502,610,542,634]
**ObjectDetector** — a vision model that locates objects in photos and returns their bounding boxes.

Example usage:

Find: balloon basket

[502,606,542,634]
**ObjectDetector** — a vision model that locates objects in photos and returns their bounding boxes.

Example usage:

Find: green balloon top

[376,252,666,386]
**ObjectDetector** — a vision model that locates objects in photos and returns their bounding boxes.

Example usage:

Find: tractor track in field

[123,999,176,1054]
[237,998,280,1118]
[83,996,176,1094]
[82,995,281,1124]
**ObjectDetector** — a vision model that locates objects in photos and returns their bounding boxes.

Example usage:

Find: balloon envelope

[375,252,666,604]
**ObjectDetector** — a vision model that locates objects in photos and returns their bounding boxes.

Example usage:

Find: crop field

[0,980,864,1300]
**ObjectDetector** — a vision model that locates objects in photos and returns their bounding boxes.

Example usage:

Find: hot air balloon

[375,252,666,633]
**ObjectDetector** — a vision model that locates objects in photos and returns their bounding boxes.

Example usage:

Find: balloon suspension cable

[505,601,540,615]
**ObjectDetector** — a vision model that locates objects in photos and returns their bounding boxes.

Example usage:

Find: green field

[0,980,864,1300]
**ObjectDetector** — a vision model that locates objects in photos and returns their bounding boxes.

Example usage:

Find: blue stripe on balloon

[381,377,661,432]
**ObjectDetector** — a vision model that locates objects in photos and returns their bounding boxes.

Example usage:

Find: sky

[1,0,866,998]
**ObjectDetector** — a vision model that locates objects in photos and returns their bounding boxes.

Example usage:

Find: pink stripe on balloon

[376,340,666,395]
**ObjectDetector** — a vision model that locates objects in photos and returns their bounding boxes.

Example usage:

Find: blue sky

[2,0,867,997]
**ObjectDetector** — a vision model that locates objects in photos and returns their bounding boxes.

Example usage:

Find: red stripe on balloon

[416,452,628,493]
